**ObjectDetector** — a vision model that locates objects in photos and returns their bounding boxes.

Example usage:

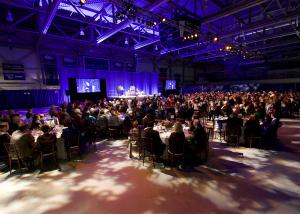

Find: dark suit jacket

[191,126,208,150]
[142,127,164,155]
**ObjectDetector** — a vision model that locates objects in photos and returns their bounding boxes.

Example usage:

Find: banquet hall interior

[0,0,300,213]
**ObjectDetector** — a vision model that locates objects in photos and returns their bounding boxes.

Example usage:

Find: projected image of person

[76,79,100,93]
[165,80,176,90]
[169,82,175,90]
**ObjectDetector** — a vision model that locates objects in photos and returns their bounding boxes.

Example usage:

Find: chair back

[141,137,153,153]
[64,133,80,148]
[38,135,56,155]
[168,138,184,155]
[4,143,20,160]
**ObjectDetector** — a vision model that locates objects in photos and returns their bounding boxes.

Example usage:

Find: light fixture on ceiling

[225,45,232,51]
[6,10,14,22]
[162,18,166,22]
[213,36,219,42]
[80,0,87,6]
[125,37,129,45]
[80,27,85,36]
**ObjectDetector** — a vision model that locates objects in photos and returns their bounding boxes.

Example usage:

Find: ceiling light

[194,34,198,37]
[80,0,86,6]
[80,27,85,36]
[162,18,166,22]
[213,36,219,42]
[6,10,13,22]
[191,35,194,38]
[225,45,231,51]
[125,37,129,45]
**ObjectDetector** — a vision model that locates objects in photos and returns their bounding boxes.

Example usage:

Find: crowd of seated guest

[0,91,299,170]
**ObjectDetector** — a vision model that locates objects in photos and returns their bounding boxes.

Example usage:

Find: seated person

[107,111,120,129]
[0,122,10,162]
[142,121,166,161]
[11,122,36,168]
[30,114,42,130]
[168,122,186,154]
[189,120,209,164]
[244,115,261,145]
[37,125,57,151]
[8,114,21,135]
[226,113,243,139]
[96,110,108,132]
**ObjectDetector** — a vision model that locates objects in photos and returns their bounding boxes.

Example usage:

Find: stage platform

[108,95,155,100]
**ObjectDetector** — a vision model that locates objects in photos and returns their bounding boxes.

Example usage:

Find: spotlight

[188,36,190,39]
[153,21,157,26]
[225,45,231,51]
[6,10,13,22]
[80,0,86,6]
[80,27,85,36]
[162,18,166,22]
[191,35,194,38]
[125,37,129,45]
[213,36,219,42]
[184,37,186,40]
[194,34,198,37]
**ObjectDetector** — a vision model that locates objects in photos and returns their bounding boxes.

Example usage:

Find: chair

[226,125,241,147]
[37,136,58,170]
[128,131,141,158]
[64,133,80,160]
[87,126,97,152]
[4,143,22,174]
[214,120,226,141]
[141,137,155,167]
[168,138,185,168]
[205,126,213,140]
[108,127,119,139]
[249,136,262,149]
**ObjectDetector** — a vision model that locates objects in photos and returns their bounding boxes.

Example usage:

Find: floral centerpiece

[162,120,173,129]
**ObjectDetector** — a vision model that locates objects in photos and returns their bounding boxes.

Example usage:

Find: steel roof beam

[134,36,160,50]
[42,0,62,34]
[202,0,271,24]
[96,0,169,44]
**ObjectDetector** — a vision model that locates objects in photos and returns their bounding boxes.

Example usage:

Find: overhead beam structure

[96,0,169,44]
[134,36,160,50]
[42,0,62,34]
[202,0,270,24]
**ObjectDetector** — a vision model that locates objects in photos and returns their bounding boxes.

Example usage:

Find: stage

[108,94,155,100]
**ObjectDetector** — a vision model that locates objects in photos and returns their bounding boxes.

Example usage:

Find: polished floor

[1,119,300,214]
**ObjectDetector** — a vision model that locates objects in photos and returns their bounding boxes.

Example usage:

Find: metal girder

[66,0,86,18]
[162,8,300,55]
[96,0,169,44]
[134,36,160,50]
[0,25,156,56]
[249,39,300,51]
[42,0,62,34]
[202,0,271,24]
[210,0,246,25]
[0,0,151,40]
